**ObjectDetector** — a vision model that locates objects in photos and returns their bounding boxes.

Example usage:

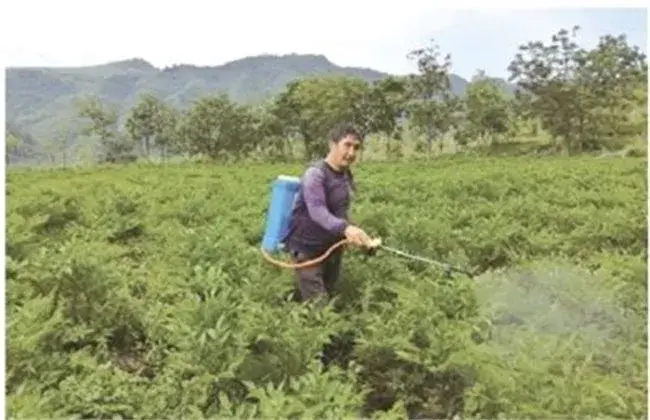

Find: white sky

[1,1,647,79]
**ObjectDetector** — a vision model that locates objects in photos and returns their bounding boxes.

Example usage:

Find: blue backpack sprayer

[260,175,475,278]
[261,175,302,255]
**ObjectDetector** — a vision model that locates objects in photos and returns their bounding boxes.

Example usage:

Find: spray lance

[361,238,477,279]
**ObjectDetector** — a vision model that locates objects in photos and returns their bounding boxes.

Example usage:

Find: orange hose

[260,238,351,269]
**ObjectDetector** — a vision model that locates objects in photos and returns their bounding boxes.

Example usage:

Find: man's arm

[302,167,348,236]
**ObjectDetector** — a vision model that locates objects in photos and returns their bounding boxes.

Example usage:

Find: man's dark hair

[329,123,364,143]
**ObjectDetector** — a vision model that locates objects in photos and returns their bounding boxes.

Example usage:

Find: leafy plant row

[6,156,647,418]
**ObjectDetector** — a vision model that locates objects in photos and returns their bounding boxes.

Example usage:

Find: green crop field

[5,156,648,419]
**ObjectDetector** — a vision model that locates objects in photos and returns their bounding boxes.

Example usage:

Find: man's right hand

[344,225,372,247]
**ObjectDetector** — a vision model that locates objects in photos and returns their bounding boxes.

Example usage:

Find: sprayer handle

[364,237,382,256]
[368,237,382,248]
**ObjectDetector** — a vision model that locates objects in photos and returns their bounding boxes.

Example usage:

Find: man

[284,123,375,304]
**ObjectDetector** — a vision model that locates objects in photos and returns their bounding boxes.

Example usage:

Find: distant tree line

[10,26,645,165]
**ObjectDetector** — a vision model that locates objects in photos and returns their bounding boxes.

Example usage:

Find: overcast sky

[1,2,647,80]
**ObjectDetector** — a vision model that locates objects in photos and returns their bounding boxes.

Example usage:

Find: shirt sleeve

[302,167,348,236]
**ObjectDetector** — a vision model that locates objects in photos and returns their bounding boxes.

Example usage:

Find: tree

[76,95,136,163]
[578,33,648,148]
[368,76,410,139]
[5,132,20,165]
[49,123,77,167]
[463,70,515,145]
[180,94,258,160]
[406,40,461,154]
[271,76,364,159]
[125,93,162,157]
[271,75,400,159]
[508,26,647,154]
[6,122,42,164]
[125,93,180,159]
[154,104,181,161]
[249,102,294,161]
[76,95,118,141]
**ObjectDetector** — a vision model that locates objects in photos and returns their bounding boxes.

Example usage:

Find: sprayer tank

[261,175,301,253]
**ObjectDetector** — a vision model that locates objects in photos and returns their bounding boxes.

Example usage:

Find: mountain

[5,53,512,145]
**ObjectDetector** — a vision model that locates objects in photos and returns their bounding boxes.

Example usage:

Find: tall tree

[5,132,20,165]
[180,94,258,160]
[463,70,514,145]
[76,95,135,163]
[154,104,181,161]
[579,33,648,147]
[249,102,293,161]
[508,26,647,154]
[125,93,180,160]
[368,76,410,140]
[50,122,76,167]
[271,76,376,159]
[406,40,460,154]
[125,93,161,157]
[271,75,404,159]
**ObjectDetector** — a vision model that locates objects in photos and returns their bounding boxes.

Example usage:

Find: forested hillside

[5,53,481,155]
[6,27,645,166]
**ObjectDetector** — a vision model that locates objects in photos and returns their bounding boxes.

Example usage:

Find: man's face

[331,135,362,168]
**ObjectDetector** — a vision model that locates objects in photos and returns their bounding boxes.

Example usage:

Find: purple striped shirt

[285,160,355,256]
